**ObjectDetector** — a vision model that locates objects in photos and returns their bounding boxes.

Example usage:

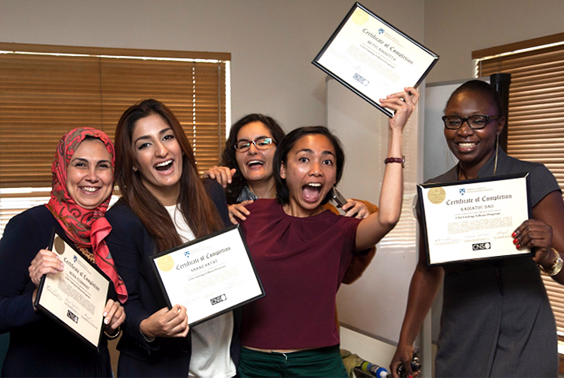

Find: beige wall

[0,0,423,132]
[424,0,564,83]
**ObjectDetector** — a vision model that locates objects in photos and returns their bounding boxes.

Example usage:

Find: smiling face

[444,90,505,177]
[66,139,113,209]
[279,134,337,217]
[131,113,183,205]
[235,121,277,185]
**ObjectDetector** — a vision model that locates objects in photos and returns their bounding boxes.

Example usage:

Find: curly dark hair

[220,114,285,204]
[274,126,345,206]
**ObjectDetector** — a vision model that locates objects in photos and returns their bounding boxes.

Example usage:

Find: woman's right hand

[140,304,189,339]
[390,343,420,378]
[203,166,236,188]
[28,249,64,287]
[228,201,253,224]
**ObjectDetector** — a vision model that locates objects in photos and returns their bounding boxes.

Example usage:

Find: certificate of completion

[418,173,532,266]
[35,233,110,349]
[151,225,264,326]
[313,2,439,117]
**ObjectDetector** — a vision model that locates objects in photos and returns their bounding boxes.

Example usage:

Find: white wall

[424,0,564,83]
[0,0,423,133]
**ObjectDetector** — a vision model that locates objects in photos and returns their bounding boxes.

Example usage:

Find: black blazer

[106,179,240,377]
[0,206,114,377]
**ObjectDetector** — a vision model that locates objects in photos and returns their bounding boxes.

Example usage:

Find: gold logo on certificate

[428,187,446,204]
[351,8,369,25]
[157,255,174,272]
[53,235,66,255]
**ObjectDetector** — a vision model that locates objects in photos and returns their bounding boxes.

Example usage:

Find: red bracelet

[384,156,405,168]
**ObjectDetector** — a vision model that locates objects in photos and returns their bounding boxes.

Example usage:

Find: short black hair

[446,80,504,117]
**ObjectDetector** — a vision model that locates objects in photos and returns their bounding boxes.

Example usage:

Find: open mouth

[302,182,322,203]
[457,142,478,148]
[80,186,100,193]
[246,160,264,168]
[154,159,173,171]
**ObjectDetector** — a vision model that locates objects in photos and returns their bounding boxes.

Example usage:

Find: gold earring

[133,167,138,172]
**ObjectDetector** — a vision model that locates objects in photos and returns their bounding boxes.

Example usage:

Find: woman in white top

[106,99,238,377]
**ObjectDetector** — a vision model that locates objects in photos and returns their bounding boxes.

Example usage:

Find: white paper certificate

[151,225,264,326]
[418,174,532,266]
[313,3,439,117]
[35,233,109,349]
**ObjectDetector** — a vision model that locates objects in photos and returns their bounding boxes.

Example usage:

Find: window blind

[0,43,229,237]
[475,33,564,334]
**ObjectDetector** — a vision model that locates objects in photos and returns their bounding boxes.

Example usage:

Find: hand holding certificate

[418,174,532,266]
[34,232,110,350]
[151,225,264,326]
[313,2,438,117]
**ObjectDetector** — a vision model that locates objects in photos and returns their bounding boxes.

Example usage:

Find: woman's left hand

[513,219,554,265]
[380,87,420,131]
[342,199,370,219]
[103,298,126,335]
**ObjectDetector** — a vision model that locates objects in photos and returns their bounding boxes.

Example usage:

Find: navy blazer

[0,206,113,377]
[106,179,240,377]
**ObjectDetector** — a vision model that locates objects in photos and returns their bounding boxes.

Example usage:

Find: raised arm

[355,87,419,250]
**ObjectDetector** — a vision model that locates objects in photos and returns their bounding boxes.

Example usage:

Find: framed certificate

[151,224,265,327]
[418,173,532,266]
[35,232,110,350]
[313,2,439,117]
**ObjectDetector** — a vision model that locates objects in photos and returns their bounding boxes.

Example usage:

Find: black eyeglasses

[234,137,275,152]
[442,115,500,130]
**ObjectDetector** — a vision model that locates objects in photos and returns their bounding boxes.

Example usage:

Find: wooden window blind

[475,33,564,334]
[0,43,229,237]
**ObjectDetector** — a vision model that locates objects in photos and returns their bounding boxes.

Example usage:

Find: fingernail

[516,244,521,249]
[512,231,517,237]
[105,317,110,324]
[513,238,519,244]
[103,312,108,317]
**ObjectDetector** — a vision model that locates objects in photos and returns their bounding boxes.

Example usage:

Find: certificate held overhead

[313,2,438,117]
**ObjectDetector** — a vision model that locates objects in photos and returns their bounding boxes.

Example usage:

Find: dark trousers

[238,345,347,378]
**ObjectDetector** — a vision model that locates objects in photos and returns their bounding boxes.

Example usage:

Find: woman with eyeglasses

[204,114,372,224]
[390,80,564,378]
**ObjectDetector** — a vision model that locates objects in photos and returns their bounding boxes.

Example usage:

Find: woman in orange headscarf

[0,127,126,377]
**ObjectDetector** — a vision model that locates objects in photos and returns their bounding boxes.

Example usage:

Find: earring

[493,133,499,176]
[133,167,138,172]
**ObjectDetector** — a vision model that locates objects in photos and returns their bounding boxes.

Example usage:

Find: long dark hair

[114,99,224,252]
[274,126,345,206]
[220,114,285,204]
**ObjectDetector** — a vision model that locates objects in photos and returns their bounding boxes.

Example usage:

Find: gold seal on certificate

[418,173,532,266]
[34,232,110,350]
[312,2,439,117]
[151,224,265,326]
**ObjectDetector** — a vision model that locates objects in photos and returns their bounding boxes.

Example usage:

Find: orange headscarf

[46,127,127,303]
